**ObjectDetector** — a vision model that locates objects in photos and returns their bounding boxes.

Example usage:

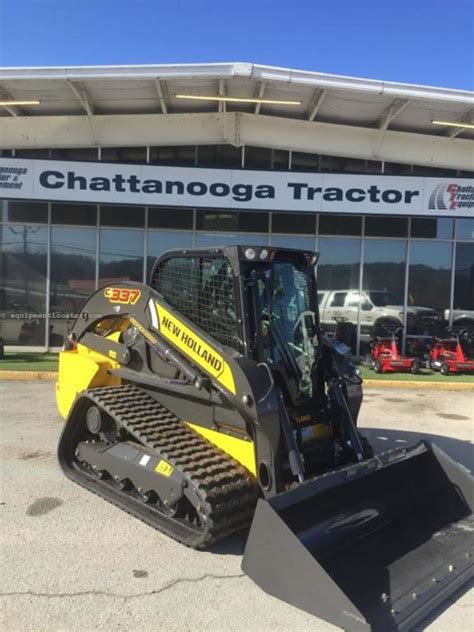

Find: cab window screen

[152,256,241,352]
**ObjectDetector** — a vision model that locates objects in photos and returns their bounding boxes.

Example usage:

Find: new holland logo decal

[150,302,236,394]
[428,183,474,211]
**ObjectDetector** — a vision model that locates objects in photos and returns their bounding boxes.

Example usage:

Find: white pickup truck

[318,289,438,339]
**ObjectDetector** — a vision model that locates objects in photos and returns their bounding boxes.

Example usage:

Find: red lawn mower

[371,325,421,374]
[429,326,474,375]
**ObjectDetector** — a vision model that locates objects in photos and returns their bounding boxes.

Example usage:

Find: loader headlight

[259,249,269,260]
[245,248,256,260]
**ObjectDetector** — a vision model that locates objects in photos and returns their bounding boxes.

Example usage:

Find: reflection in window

[407,241,452,333]
[49,227,97,346]
[453,243,474,325]
[317,238,361,290]
[99,229,144,286]
[147,230,193,280]
[361,239,406,345]
[0,224,48,345]
[317,238,361,352]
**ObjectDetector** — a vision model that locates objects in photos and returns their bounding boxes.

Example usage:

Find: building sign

[0,157,473,217]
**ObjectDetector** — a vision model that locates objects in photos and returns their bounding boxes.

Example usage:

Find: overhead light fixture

[176,94,301,106]
[432,119,474,130]
[0,99,41,106]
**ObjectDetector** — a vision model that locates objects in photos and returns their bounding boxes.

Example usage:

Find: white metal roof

[1,62,473,140]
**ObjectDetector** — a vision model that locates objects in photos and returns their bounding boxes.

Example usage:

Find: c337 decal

[152,302,236,394]
[104,287,141,305]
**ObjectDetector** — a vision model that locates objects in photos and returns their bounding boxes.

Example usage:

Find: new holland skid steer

[56,245,473,631]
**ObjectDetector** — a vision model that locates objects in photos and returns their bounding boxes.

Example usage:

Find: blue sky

[0,0,473,89]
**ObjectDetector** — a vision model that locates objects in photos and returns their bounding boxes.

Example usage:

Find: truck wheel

[411,359,421,375]
[440,362,450,375]
[374,360,383,374]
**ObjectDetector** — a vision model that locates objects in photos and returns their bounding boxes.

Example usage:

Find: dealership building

[0,62,473,353]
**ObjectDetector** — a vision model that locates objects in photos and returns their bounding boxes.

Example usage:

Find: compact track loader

[57,245,473,631]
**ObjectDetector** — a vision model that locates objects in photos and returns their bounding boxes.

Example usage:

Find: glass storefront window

[100,205,145,228]
[99,229,144,286]
[0,224,48,346]
[1,200,48,224]
[148,207,193,230]
[456,218,474,240]
[244,147,272,169]
[196,210,269,233]
[365,216,408,238]
[49,227,97,346]
[270,234,316,251]
[411,217,453,239]
[271,212,316,235]
[147,230,194,280]
[319,214,362,236]
[291,152,319,172]
[362,239,407,346]
[100,147,147,163]
[407,241,452,334]
[52,203,97,226]
[453,242,474,326]
[150,146,196,166]
[317,238,361,352]
[50,148,99,161]
[194,232,269,248]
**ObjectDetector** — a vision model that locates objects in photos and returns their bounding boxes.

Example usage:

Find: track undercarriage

[58,385,257,548]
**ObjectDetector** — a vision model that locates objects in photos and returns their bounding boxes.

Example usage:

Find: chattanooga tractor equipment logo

[428,183,474,211]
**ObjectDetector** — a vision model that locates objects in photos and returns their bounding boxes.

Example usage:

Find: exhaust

[242,442,473,631]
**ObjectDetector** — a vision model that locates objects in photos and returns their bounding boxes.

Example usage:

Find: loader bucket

[242,442,473,631]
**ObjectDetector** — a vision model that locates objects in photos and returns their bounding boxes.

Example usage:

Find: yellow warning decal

[108,349,117,359]
[155,303,236,394]
[155,459,174,477]
[104,287,141,305]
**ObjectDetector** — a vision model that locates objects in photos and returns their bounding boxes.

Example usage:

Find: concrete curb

[363,378,474,391]
[0,370,473,391]
[0,370,58,381]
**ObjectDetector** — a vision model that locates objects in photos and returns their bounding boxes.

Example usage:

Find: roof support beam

[1,112,472,171]
[254,81,266,115]
[218,79,226,113]
[0,86,20,116]
[374,98,410,156]
[377,98,410,130]
[154,79,168,114]
[67,80,98,145]
[446,109,474,137]
[307,88,327,121]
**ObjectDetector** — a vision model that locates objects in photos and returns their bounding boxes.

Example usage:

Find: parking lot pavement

[1,381,472,632]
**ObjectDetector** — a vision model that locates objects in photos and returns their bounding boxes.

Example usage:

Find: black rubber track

[58,385,258,548]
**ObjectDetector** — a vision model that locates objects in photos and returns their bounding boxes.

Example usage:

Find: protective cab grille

[151,255,242,353]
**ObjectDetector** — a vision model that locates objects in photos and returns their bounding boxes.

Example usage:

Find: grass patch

[0,353,473,383]
[0,353,59,372]
[358,365,474,383]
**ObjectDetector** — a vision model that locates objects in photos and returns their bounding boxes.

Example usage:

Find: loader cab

[151,245,321,406]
